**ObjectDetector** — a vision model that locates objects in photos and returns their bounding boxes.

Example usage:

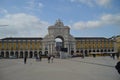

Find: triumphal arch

[42,19,76,56]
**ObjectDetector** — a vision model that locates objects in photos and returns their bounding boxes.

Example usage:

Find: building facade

[0,20,117,58]
[115,35,120,54]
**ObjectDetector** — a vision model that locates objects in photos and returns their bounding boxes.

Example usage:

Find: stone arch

[101,49,103,52]
[34,51,37,57]
[71,50,74,55]
[39,51,42,56]
[104,49,107,52]
[76,50,79,53]
[30,51,33,58]
[81,50,83,53]
[6,51,9,58]
[15,51,18,58]
[93,50,95,52]
[43,20,76,56]
[25,51,28,57]
[1,51,4,58]
[85,50,88,56]
[20,51,23,58]
[89,50,91,53]
[112,49,114,52]
[55,35,64,48]
[44,51,48,56]
[10,51,14,56]
[97,49,99,52]
[108,49,110,52]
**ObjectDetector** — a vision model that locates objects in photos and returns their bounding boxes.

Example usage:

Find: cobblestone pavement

[0,57,120,80]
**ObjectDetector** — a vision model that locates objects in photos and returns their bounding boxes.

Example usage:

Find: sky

[0,0,120,39]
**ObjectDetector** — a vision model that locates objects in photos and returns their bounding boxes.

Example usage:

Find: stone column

[23,51,25,58]
[18,51,20,58]
[28,50,30,58]
[114,40,117,53]
[13,51,15,56]
[33,51,35,58]
[51,43,53,55]
[48,43,50,55]
[42,42,45,55]
[4,51,6,58]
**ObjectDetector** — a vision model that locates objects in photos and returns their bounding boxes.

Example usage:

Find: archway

[25,51,28,57]
[15,51,18,58]
[30,51,33,58]
[20,51,23,58]
[44,51,48,56]
[6,51,9,58]
[55,36,64,56]
[1,51,4,58]
[85,50,88,56]
[34,51,37,57]
[71,50,74,55]
[10,51,14,56]
[43,20,76,56]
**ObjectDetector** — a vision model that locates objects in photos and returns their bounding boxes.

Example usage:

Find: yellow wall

[116,36,120,53]
[76,39,114,49]
[0,40,43,51]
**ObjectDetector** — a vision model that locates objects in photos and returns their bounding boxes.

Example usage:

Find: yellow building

[0,20,117,58]
[115,35,120,54]
[0,38,43,58]
[75,37,115,56]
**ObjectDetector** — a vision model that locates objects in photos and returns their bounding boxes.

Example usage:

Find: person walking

[51,55,54,63]
[48,55,51,63]
[112,53,115,59]
[24,55,27,64]
[39,55,42,61]
[116,53,119,59]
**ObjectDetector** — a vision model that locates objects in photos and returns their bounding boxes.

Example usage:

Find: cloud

[0,8,8,14]
[70,0,112,7]
[0,13,49,38]
[72,14,120,30]
[25,0,44,11]
[95,0,111,6]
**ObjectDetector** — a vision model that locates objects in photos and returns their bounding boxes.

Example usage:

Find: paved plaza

[0,57,120,80]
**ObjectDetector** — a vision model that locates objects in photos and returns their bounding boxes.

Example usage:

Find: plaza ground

[0,57,120,80]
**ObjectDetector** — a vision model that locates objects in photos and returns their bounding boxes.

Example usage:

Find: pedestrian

[112,53,115,59]
[93,54,96,58]
[36,56,38,61]
[39,55,42,61]
[116,53,119,59]
[81,53,84,59]
[115,61,120,74]
[48,55,51,63]
[24,56,27,64]
[51,55,54,63]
